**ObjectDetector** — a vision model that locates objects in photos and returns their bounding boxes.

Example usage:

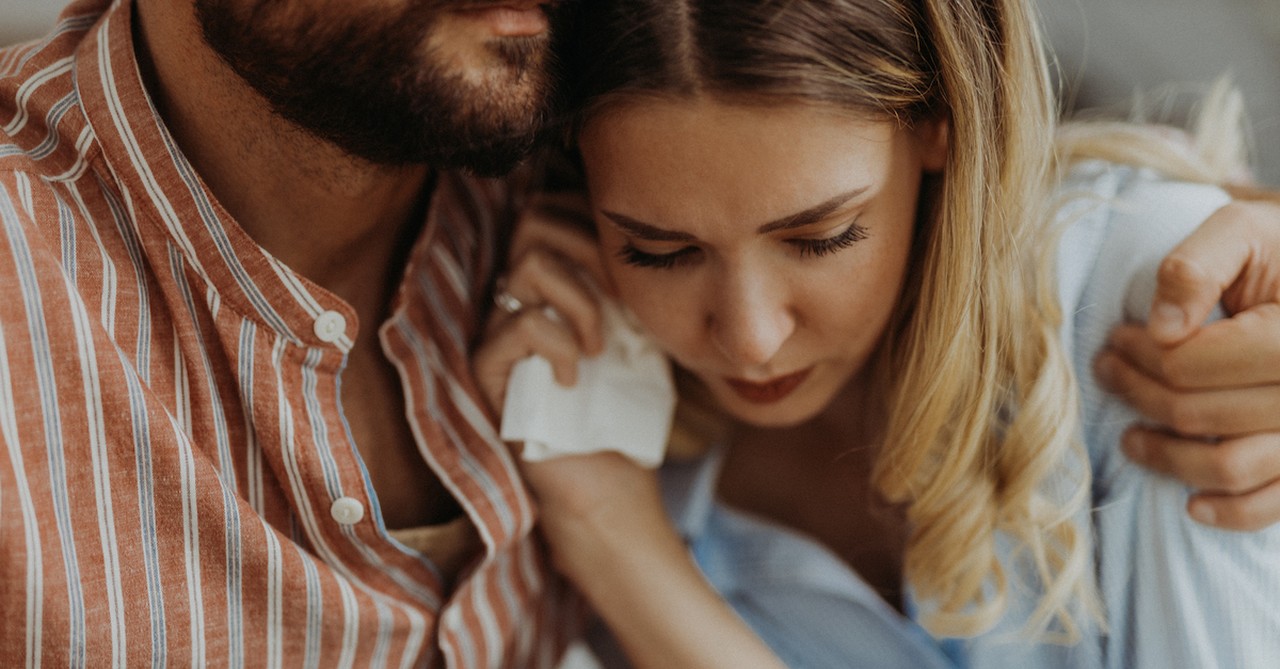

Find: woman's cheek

[619,280,694,353]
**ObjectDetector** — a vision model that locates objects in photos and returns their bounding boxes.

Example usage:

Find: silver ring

[493,284,526,316]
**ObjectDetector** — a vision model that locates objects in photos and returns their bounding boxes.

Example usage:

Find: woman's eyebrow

[756,186,869,233]
[599,211,697,241]
[600,186,869,241]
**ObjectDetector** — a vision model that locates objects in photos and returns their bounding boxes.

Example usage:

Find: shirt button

[313,310,347,343]
[330,497,365,525]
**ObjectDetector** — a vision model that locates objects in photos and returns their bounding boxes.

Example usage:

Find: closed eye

[617,243,701,269]
[789,221,868,258]
[617,219,867,269]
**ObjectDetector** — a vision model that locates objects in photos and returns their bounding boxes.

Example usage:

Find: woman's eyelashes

[791,221,868,258]
[617,243,701,269]
[618,220,869,269]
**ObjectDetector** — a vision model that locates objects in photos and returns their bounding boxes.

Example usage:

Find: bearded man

[0,0,575,665]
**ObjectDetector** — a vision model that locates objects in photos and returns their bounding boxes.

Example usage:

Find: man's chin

[197,0,557,175]
[300,62,551,170]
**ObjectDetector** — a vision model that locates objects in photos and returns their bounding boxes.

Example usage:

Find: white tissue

[499,299,676,469]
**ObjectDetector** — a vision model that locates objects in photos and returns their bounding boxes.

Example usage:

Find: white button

[313,310,346,343]
[330,497,365,525]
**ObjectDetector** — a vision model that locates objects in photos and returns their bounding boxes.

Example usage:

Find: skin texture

[578,100,946,428]
[573,99,936,606]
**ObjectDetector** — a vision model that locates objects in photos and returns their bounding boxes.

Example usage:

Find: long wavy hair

[559,0,1099,639]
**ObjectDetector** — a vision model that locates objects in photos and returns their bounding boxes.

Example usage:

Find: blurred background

[4,0,1280,182]
[1,0,58,46]
[1038,0,1280,184]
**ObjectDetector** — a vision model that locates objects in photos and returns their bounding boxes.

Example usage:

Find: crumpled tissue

[499,299,676,469]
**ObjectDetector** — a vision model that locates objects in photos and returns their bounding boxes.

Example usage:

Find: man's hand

[1096,199,1280,531]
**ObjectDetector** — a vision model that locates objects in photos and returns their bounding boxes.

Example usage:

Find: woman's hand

[473,189,675,562]
[475,193,785,668]
[474,192,607,415]
[520,451,669,574]
[476,191,679,573]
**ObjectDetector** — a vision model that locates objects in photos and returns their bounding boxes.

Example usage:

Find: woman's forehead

[579,99,900,178]
[582,96,893,140]
[578,98,905,222]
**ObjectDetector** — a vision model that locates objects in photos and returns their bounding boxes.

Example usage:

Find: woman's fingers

[510,192,610,291]
[474,191,608,416]
[474,308,588,413]
[491,188,607,353]
[495,247,605,356]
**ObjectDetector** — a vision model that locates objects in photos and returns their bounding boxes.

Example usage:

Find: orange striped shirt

[0,1,574,666]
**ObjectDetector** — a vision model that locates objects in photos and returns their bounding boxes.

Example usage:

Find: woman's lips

[725,368,812,404]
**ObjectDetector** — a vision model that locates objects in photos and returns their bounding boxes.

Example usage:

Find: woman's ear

[917,118,949,173]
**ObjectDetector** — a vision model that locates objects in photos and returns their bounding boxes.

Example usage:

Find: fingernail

[1150,301,1187,340]
[1188,501,1216,526]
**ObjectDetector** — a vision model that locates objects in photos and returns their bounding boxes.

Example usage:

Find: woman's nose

[709,276,795,368]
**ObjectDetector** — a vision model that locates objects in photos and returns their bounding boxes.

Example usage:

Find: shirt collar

[72,0,427,354]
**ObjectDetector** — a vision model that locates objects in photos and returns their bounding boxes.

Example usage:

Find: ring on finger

[493,281,527,316]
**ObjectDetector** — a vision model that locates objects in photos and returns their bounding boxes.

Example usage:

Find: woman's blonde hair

[1057,77,1252,185]
[558,0,1128,640]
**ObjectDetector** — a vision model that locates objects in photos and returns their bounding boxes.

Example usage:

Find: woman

[475,0,1280,666]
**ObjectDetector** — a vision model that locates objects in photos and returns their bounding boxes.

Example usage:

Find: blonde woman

[475,0,1280,666]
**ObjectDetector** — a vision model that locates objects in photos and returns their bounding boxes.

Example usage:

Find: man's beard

[195,1,559,175]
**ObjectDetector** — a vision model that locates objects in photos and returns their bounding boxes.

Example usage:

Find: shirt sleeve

[1060,164,1280,669]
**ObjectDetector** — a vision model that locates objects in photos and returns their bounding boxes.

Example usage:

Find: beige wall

[1040,0,1280,184]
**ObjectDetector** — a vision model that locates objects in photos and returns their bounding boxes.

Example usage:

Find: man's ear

[917,118,949,173]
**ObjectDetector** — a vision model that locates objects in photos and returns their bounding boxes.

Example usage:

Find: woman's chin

[712,391,830,430]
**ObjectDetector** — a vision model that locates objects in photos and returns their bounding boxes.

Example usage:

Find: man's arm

[1098,198,1280,530]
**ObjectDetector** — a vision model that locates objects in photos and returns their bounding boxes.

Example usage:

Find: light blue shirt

[1060,163,1280,669]
[595,164,1280,668]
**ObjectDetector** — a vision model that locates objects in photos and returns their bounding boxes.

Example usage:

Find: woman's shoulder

[1053,160,1230,237]
[1052,160,1231,327]
[1053,160,1230,241]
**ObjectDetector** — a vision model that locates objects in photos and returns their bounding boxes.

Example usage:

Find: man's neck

[132,0,432,311]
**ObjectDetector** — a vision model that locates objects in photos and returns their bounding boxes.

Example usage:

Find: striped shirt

[0,1,573,667]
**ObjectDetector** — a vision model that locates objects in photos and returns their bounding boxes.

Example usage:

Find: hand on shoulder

[1097,198,1280,530]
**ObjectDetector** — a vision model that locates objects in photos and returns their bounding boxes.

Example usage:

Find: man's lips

[724,368,812,404]
[454,3,550,37]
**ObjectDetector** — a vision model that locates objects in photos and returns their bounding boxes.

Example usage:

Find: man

[2,0,1280,667]
[1,0,573,665]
